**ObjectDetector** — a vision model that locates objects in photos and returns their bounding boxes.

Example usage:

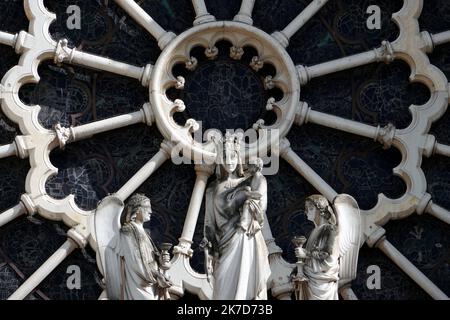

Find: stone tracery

[0,0,449,300]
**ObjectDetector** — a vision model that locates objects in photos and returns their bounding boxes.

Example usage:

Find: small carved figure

[239,158,266,237]
[94,194,172,300]
[293,194,361,300]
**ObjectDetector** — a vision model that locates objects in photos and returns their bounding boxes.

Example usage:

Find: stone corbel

[264,76,275,90]
[374,40,395,64]
[54,39,75,66]
[375,123,396,149]
[229,46,244,60]
[205,46,219,60]
[185,56,198,71]
[0,194,37,228]
[54,123,73,149]
[174,76,186,90]
[250,56,264,71]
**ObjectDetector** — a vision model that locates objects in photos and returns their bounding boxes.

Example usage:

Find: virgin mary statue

[203,133,271,300]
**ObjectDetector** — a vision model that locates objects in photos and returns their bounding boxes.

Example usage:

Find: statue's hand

[311,250,329,260]
[295,247,308,260]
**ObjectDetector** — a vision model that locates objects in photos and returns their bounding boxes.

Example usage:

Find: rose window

[0,0,449,300]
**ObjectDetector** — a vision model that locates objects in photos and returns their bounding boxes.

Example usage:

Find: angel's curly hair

[121,193,151,224]
[305,194,336,225]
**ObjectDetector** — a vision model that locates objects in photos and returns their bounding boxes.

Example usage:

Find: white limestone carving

[366,226,448,300]
[191,0,216,25]
[292,194,362,300]
[55,109,147,148]
[150,21,299,164]
[264,75,275,90]
[296,40,396,86]
[55,39,153,85]
[250,55,264,72]
[54,123,72,149]
[204,46,219,60]
[94,194,172,300]
[229,46,244,60]
[8,224,89,300]
[272,0,330,48]
[174,76,186,90]
[113,0,176,49]
[185,56,198,71]
[233,0,256,25]
[0,0,449,300]
[203,135,270,299]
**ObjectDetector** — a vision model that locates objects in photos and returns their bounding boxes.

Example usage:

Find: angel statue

[292,194,362,300]
[202,133,271,300]
[94,193,172,300]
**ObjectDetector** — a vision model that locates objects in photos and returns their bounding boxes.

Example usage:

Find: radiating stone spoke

[7,226,88,300]
[0,30,16,47]
[0,194,34,228]
[0,202,26,228]
[431,30,450,47]
[296,40,394,85]
[0,0,448,302]
[114,0,176,49]
[55,103,153,148]
[434,142,450,158]
[115,141,174,201]
[296,102,396,149]
[279,139,337,201]
[272,0,330,47]
[233,0,256,25]
[0,142,18,159]
[174,165,214,257]
[192,0,215,25]
[376,237,449,300]
[425,201,450,225]
[54,39,153,86]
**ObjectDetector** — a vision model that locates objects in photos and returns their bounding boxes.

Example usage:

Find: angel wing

[94,195,124,277]
[204,181,218,252]
[333,194,362,286]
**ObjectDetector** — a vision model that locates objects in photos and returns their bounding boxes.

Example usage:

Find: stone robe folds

[104,222,171,300]
[303,224,339,300]
[205,181,271,300]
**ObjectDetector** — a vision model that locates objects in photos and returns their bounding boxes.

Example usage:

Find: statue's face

[248,163,260,174]
[305,201,320,226]
[224,149,238,174]
[139,199,152,222]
